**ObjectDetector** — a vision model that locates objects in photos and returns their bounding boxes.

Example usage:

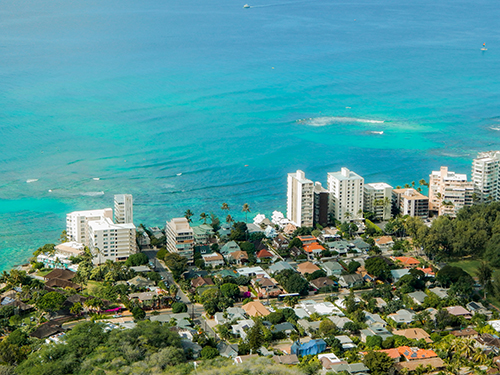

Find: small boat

[243,4,250,8]
[481,43,487,51]
[177,173,182,176]
[371,131,384,135]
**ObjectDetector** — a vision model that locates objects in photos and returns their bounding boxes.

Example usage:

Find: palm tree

[184,209,194,223]
[200,212,208,224]
[226,214,233,224]
[411,181,416,188]
[419,179,428,187]
[221,203,230,212]
[242,203,251,223]
[344,211,352,221]
[404,183,411,188]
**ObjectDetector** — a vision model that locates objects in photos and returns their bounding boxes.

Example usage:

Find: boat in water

[371,131,384,135]
[243,4,250,8]
[481,43,487,51]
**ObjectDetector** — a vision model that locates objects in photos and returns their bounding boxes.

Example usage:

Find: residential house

[395,358,445,373]
[247,223,264,234]
[283,223,297,236]
[272,322,295,336]
[127,276,154,289]
[296,261,320,276]
[297,235,318,246]
[242,301,270,317]
[237,266,269,278]
[394,256,420,268]
[273,234,290,250]
[393,328,433,343]
[291,339,327,356]
[338,274,364,288]
[328,363,369,375]
[298,319,321,333]
[256,249,274,263]
[129,292,156,304]
[361,323,393,342]
[365,312,386,326]
[335,335,357,350]
[269,261,294,274]
[289,246,303,258]
[318,353,343,370]
[44,269,76,282]
[181,340,202,358]
[310,277,336,290]
[191,276,214,288]
[214,307,246,325]
[303,243,325,260]
[220,241,241,256]
[375,298,387,310]
[328,316,353,329]
[408,291,428,305]
[375,236,395,251]
[264,226,277,238]
[451,328,478,339]
[416,267,435,276]
[233,354,259,364]
[232,319,255,339]
[350,238,370,253]
[428,287,449,299]
[322,261,344,276]
[447,306,472,319]
[130,265,151,273]
[228,251,248,265]
[467,301,491,317]
[217,342,239,358]
[299,300,343,316]
[201,252,224,267]
[390,269,411,282]
[398,346,438,361]
[388,309,415,324]
[252,276,282,298]
[328,240,350,255]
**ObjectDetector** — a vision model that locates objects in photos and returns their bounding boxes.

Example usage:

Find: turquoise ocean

[1,0,499,271]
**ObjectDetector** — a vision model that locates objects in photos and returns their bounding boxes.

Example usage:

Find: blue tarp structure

[291,339,327,356]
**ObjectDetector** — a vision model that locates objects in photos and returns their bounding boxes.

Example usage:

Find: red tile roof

[256,249,273,258]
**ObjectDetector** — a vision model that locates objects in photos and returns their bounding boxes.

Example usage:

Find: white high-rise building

[471,151,500,202]
[114,194,133,224]
[327,168,364,222]
[166,218,194,262]
[87,218,137,264]
[66,208,113,243]
[393,188,429,218]
[363,183,393,221]
[287,170,314,228]
[429,166,473,217]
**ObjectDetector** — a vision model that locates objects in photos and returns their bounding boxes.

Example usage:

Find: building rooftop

[366,182,393,190]
[328,168,363,181]
[393,188,428,200]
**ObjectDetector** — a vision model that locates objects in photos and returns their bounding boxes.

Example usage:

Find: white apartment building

[114,194,133,224]
[393,188,429,218]
[287,170,314,227]
[363,183,393,221]
[87,218,137,264]
[166,218,194,262]
[471,151,500,202]
[327,168,364,222]
[429,166,473,217]
[66,208,113,243]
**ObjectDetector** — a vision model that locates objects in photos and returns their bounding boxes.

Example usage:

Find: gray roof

[408,290,428,304]
[322,261,344,271]
[269,261,295,274]
[328,316,353,329]
[221,241,241,255]
[390,268,410,280]
[365,312,386,326]
[272,322,295,333]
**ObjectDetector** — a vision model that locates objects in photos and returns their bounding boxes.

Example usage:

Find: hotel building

[327,168,364,222]
[471,151,500,202]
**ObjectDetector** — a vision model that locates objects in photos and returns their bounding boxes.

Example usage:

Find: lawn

[82,280,103,295]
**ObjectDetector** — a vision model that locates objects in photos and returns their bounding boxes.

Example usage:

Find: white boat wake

[297,116,385,127]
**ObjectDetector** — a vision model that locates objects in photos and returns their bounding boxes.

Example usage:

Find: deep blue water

[1,0,499,271]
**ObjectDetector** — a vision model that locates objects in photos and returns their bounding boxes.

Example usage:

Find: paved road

[142,249,217,338]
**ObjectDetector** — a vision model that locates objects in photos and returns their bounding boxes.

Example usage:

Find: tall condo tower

[114,194,133,224]
[471,151,500,202]
[287,170,314,228]
[327,168,364,222]
[429,166,473,217]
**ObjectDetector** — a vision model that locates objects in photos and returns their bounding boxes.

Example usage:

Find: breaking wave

[26,179,38,183]
[80,191,105,196]
[297,116,385,127]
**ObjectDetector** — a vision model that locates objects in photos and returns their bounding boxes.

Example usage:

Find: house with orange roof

[303,243,325,260]
[297,235,319,246]
[397,346,438,361]
[374,236,394,251]
[256,249,274,262]
[242,301,270,317]
[416,267,435,276]
[394,256,420,268]
[296,261,320,276]
[365,348,401,362]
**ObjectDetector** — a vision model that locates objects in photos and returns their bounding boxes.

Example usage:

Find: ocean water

[0,0,499,271]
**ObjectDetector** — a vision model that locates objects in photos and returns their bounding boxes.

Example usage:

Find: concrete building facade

[287,170,314,227]
[393,188,429,218]
[363,183,393,221]
[166,218,195,262]
[66,208,113,243]
[114,194,133,224]
[87,218,137,264]
[327,168,364,222]
[429,167,473,217]
[471,151,500,202]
